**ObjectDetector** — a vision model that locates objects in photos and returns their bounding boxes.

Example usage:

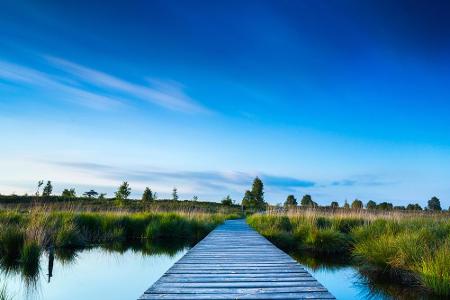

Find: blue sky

[1,0,450,207]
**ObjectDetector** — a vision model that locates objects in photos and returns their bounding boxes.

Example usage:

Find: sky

[1,0,450,207]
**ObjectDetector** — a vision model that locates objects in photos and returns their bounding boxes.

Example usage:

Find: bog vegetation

[248,210,450,296]
[0,208,239,283]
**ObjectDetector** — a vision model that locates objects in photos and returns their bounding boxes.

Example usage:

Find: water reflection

[0,239,188,300]
[292,251,441,300]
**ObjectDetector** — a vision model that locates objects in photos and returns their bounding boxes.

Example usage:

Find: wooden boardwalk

[139,219,335,299]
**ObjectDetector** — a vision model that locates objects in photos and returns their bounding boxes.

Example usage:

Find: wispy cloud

[50,161,316,192]
[330,175,391,187]
[44,56,209,113]
[0,55,209,113]
[0,60,122,110]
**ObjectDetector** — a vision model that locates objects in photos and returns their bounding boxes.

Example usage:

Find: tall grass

[247,210,450,296]
[0,207,238,281]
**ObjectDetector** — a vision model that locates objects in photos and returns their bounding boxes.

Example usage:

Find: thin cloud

[50,161,316,191]
[0,60,122,110]
[44,56,210,114]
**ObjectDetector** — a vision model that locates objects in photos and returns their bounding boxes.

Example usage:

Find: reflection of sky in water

[305,266,383,300]
[1,248,186,300]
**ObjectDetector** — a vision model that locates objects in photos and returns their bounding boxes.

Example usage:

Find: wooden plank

[138,219,334,299]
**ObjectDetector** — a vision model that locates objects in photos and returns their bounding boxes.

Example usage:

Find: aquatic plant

[247,210,450,296]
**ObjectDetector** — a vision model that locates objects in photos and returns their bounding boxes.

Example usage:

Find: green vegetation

[248,211,450,296]
[142,187,155,202]
[221,195,233,206]
[172,188,179,201]
[115,181,131,201]
[0,208,238,282]
[284,195,297,208]
[241,177,266,211]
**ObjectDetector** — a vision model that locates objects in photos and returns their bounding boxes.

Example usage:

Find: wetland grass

[247,210,450,296]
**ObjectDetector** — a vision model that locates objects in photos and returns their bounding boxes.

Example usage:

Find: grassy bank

[0,208,238,279]
[247,211,450,296]
[0,195,241,214]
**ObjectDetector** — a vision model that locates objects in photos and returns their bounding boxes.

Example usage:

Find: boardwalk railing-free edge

[138,219,335,299]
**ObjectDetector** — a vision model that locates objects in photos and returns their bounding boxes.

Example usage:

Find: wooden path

[139,219,335,299]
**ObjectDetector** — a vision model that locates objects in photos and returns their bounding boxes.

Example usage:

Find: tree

[406,203,422,211]
[241,178,266,210]
[366,200,377,210]
[301,194,312,206]
[351,199,363,209]
[284,195,298,207]
[330,201,339,209]
[62,188,76,198]
[427,196,441,211]
[343,200,350,209]
[83,190,98,199]
[377,202,393,210]
[98,193,106,200]
[192,195,198,201]
[42,181,53,197]
[36,180,44,196]
[300,195,317,207]
[172,187,179,201]
[242,190,253,208]
[394,206,406,210]
[221,195,233,206]
[115,182,131,201]
[251,177,265,209]
[142,187,154,202]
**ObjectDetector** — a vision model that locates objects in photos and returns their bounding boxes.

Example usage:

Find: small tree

[351,199,363,209]
[301,195,313,206]
[241,190,254,209]
[142,187,154,202]
[300,195,317,207]
[98,193,107,200]
[343,199,350,209]
[251,177,265,209]
[83,190,98,199]
[42,181,53,197]
[36,180,44,196]
[62,188,76,198]
[427,196,441,211]
[172,187,179,201]
[377,202,393,210]
[406,203,422,211]
[366,200,377,210]
[284,195,298,207]
[330,201,339,209]
[221,195,233,206]
[192,195,199,201]
[115,182,131,201]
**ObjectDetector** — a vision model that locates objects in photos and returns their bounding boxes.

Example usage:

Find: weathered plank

[138,219,334,300]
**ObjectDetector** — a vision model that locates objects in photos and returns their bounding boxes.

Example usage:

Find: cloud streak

[44,56,209,113]
[50,161,316,193]
[0,55,208,113]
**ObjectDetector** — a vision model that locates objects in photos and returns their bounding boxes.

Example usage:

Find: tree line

[281,194,444,211]
[7,180,238,206]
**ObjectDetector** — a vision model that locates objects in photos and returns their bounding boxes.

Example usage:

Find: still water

[0,247,187,300]
[0,246,441,300]
[293,253,441,300]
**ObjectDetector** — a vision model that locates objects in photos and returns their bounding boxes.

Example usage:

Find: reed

[0,206,239,281]
[247,210,450,296]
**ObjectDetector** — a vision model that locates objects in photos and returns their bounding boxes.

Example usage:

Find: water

[0,245,441,300]
[0,246,187,300]
[292,252,441,300]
